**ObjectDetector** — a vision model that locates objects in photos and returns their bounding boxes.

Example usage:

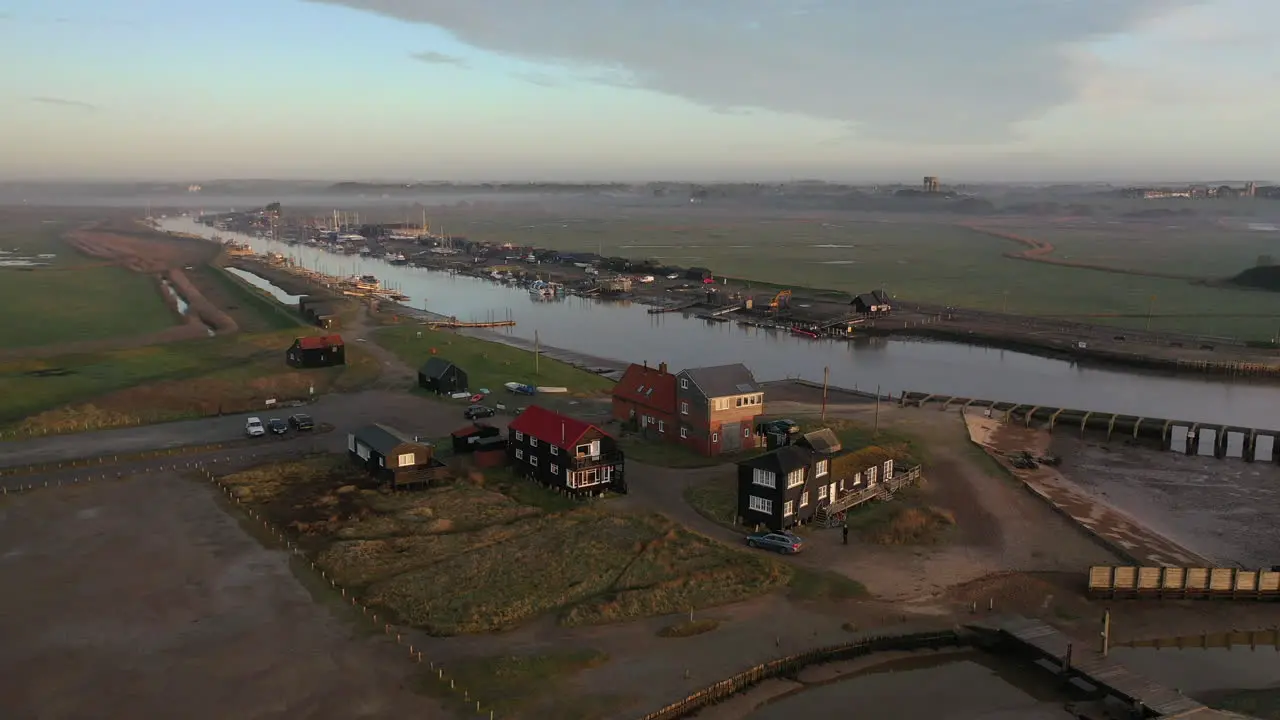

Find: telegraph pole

[873,385,881,436]
[534,330,540,376]
[820,366,829,422]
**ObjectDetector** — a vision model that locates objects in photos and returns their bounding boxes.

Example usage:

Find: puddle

[745,650,1091,719]
[816,260,855,265]
[225,267,303,304]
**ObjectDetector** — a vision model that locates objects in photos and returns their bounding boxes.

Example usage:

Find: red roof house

[287,334,346,368]
[507,405,625,495]
[611,361,678,437]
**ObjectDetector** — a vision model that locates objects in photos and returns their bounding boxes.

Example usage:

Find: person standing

[842,522,849,545]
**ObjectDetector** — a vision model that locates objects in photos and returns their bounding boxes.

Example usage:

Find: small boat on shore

[791,328,820,339]
[389,252,408,265]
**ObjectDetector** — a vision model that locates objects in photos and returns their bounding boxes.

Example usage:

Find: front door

[721,421,742,451]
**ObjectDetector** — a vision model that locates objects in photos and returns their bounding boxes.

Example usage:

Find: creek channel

[161,217,1280,428]
[159,278,215,336]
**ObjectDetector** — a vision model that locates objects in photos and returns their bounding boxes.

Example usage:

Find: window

[748,496,773,514]
[783,500,794,517]
[752,469,776,488]
[530,456,538,467]
[397,452,415,468]
[711,432,719,443]
[658,420,665,432]
[550,463,559,475]
[800,491,809,507]
[680,401,689,415]
[867,466,878,484]
[744,426,750,437]
[601,465,612,481]
[736,397,743,407]
[550,445,558,455]
[515,431,524,441]
[529,437,538,447]
[852,472,863,487]
[680,427,688,439]
[818,484,828,500]
[576,444,591,456]
[815,460,829,477]
[786,469,805,488]
[515,449,524,460]
[883,460,894,477]
[577,469,602,487]
[680,378,688,389]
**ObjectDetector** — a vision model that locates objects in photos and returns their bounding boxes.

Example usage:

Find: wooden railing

[826,466,922,515]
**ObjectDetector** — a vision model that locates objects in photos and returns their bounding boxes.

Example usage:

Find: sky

[2,0,1277,183]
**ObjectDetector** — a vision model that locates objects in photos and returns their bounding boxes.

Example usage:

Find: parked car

[666,273,680,279]
[744,531,804,554]
[288,413,315,430]
[267,418,288,435]
[245,417,265,437]
[464,405,496,420]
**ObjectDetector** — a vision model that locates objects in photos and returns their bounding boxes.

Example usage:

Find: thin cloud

[410,50,467,67]
[511,72,559,87]
[307,0,1206,144]
[30,96,98,111]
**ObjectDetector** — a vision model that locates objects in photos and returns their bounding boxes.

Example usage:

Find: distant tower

[1245,181,1257,198]
[923,176,940,193]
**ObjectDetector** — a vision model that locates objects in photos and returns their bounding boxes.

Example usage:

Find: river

[160,216,1280,428]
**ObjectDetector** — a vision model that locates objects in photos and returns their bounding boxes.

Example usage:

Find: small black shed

[851,290,892,315]
[686,266,712,281]
[418,357,468,394]
[450,423,501,453]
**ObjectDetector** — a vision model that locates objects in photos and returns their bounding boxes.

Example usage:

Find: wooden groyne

[425,320,516,329]
[1089,565,1280,601]
[901,390,1280,462]
[968,616,1236,719]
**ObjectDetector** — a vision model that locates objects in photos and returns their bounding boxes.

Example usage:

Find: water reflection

[161,217,1280,427]
[747,651,1087,720]
[225,267,303,305]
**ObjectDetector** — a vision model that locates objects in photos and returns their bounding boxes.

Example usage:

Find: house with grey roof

[674,363,766,456]
[348,422,447,490]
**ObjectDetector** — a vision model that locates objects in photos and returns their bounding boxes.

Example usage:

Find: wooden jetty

[899,390,1280,462]
[426,320,517,329]
[968,616,1239,719]
[647,300,699,314]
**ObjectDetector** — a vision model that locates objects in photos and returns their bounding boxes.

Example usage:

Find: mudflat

[0,473,443,720]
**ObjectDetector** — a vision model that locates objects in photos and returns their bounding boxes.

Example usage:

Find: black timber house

[286,334,346,368]
[348,422,447,490]
[507,405,626,495]
[736,429,898,531]
[418,357,469,394]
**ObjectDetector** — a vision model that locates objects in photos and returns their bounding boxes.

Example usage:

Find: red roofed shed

[287,334,346,368]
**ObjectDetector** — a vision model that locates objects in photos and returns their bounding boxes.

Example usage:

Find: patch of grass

[617,434,729,468]
[0,221,179,348]
[423,649,610,718]
[373,324,615,397]
[657,618,720,638]
[843,488,956,545]
[775,416,924,466]
[229,459,786,634]
[788,567,868,601]
[0,330,381,435]
[683,473,741,528]
[187,263,307,332]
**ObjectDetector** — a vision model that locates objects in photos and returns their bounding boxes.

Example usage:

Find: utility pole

[873,384,881,436]
[1100,610,1111,657]
[534,330,540,376]
[1146,295,1156,332]
[820,366,830,422]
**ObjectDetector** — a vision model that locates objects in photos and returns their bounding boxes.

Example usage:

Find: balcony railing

[570,451,623,469]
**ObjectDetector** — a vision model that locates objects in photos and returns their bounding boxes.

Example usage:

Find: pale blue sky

[2,0,1276,182]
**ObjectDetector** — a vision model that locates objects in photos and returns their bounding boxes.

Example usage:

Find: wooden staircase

[812,467,922,528]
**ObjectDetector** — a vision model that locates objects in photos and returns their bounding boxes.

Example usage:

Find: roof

[351,423,424,456]
[508,405,607,448]
[738,445,815,473]
[797,428,843,455]
[295,334,344,350]
[830,446,896,478]
[451,422,498,438]
[612,363,677,413]
[419,356,461,378]
[680,364,759,399]
[853,293,880,306]
[872,290,892,305]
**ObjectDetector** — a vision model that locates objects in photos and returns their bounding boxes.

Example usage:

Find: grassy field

[0,220,179,347]
[414,208,1280,339]
[422,649,628,719]
[222,456,791,636]
[0,330,381,434]
[374,324,615,396]
[191,263,307,332]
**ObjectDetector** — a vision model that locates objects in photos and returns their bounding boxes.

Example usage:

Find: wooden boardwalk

[968,616,1246,719]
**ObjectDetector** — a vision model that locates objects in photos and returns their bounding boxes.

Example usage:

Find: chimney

[659,362,668,374]
[643,360,648,368]
[561,422,565,445]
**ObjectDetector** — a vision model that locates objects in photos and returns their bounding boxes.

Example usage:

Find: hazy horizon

[4,0,1277,182]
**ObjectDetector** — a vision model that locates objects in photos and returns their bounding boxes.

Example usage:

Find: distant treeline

[1229,265,1280,292]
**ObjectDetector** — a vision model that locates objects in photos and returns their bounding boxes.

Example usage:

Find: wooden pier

[425,320,517,329]
[968,616,1239,719]
[900,390,1280,462]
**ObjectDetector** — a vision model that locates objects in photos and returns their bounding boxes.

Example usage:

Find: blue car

[745,531,805,554]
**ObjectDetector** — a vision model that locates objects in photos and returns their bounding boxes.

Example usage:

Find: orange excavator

[768,290,792,311]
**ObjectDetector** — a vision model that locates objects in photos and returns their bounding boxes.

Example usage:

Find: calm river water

[161,217,1280,428]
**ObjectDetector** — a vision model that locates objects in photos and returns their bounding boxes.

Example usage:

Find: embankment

[958,223,1202,281]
